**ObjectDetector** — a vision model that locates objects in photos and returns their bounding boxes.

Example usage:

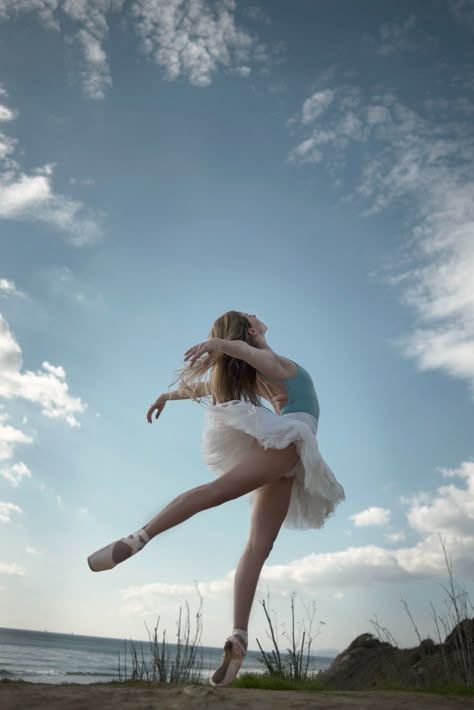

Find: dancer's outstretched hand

[184,337,222,368]
[147,396,167,423]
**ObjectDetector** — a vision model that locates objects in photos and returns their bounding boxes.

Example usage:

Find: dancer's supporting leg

[88,440,299,571]
[233,475,293,632]
[209,475,293,686]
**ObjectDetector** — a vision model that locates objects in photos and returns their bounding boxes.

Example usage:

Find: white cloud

[333,591,344,599]
[0,418,33,461]
[0,461,31,486]
[0,104,16,122]
[77,507,89,514]
[0,501,22,523]
[122,573,234,615]
[0,90,103,245]
[367,105,391,126]
[0,168,103,246]
[132,0,272,87]
[0,314,86,427]
[0,0,60,31]
[42,362,66,379]
[122,534,470,618]
[0,561,25,575]
[385,530,406,543]
[289,84,474,395]
[26,545,40,555]
[0,0,272,98]
[0,279,25,299]
[56,495,64,509]
[301,89,335,125]
[350,506,391,527]
[403,461,474,538]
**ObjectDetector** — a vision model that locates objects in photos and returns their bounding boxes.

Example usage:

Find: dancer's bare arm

[184,338,287,379]
[147,382,211,423]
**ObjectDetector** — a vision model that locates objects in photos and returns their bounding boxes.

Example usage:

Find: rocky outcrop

[317,620,474,690]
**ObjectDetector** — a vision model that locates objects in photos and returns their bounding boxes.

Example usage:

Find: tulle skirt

[200,401,345,530]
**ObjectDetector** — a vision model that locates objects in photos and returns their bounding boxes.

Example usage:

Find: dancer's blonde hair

[171,310,262,406]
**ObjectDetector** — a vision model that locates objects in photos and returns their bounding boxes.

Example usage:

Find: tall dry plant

[117,588,204,683]
[256,590,325,680]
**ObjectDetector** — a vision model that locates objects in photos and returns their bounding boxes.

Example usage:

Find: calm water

[0,627,334,684]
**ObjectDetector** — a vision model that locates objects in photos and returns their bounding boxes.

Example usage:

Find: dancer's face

[242,312,267,336]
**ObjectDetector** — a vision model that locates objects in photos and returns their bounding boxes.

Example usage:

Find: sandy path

[1,683,474,709]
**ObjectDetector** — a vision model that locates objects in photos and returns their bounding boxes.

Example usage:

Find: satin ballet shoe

[210,633,247,687]
[87,529,150,572]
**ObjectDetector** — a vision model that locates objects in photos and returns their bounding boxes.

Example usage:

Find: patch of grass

[232,672,325,691]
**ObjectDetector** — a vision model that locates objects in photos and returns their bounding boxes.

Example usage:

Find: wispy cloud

[288,82,474,395]
[0,410,33,461]
[301,89,335,125]
[0,279,25,299]
[0,314,86,427]
[0,87,103,245]
[41,266,105,308]
[373,14,436,56]
[0,500,22,523]
[243,5,272,25]
[0,0,274,98]
[0,461,31,487]
[0,561,25,575]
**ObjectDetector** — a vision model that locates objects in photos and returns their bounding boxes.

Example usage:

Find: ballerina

[87,310,345,686]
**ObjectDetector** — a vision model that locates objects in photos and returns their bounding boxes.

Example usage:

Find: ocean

[0,627,334,685]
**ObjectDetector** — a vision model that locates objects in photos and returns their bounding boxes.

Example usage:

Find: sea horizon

[0,627,337,685]
[0,625,341,657]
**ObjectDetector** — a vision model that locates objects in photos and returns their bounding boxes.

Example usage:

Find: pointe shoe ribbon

[87,529,150,572]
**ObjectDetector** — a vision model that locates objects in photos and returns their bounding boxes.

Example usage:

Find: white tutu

[200,401,345,530]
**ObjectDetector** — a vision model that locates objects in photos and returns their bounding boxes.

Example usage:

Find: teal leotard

[267,360,320,420]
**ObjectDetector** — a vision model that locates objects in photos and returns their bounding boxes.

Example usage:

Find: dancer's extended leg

[88,440,299,571]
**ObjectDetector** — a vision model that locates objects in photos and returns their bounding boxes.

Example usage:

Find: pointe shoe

[210,634,247,687]
[87,529,150,572]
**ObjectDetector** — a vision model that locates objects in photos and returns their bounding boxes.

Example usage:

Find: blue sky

[0,0,473,655]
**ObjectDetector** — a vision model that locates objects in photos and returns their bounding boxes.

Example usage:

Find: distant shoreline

[0,626,339,658]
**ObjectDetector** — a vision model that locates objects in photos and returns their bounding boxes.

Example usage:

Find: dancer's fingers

[184,342,205,361]
[147,400,162,423]
[184,344,198,359]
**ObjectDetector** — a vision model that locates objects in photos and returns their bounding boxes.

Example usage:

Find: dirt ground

[1,682,474,709]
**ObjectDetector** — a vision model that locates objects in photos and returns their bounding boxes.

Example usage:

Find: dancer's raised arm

[147,382,211,423]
